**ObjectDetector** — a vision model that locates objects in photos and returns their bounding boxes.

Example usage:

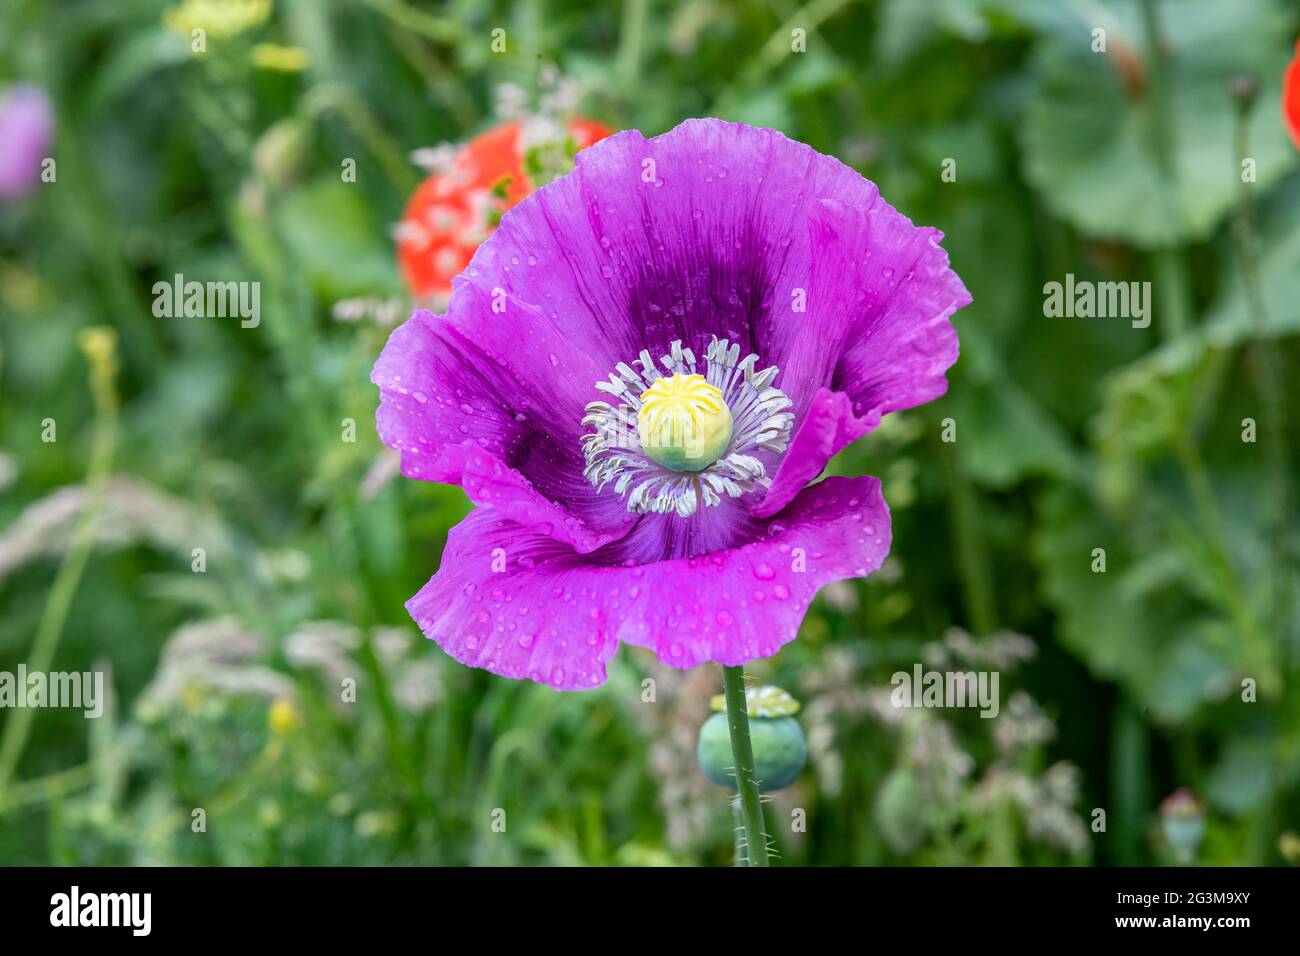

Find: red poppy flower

[397,118,610,298]
[1286,39,1300,149]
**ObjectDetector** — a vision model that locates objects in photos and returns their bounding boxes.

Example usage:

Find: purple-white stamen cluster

[581,335,793,517]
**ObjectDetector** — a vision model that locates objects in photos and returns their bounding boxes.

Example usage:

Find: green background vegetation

[1,0,1297,865]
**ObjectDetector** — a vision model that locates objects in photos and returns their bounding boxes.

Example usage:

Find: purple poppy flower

[0,86,52,201]
[372,118,970,690]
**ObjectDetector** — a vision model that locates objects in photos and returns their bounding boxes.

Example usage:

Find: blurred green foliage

[1,0,1297,866]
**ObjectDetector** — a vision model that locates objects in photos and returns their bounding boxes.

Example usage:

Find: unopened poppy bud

[1227,74,1259,113]
[875,768,927,854]
[1159,788,1205,864]
[696,685,806,791]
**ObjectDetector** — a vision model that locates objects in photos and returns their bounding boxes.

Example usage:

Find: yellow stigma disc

[637,373,733,472]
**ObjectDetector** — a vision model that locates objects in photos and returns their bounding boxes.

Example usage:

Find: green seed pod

[875,768,927,854]
[696,687,808,791]
[1159,789,1205,864]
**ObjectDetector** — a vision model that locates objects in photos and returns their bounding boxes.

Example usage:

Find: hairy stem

[1231,91,1293,686]
[721,664,769,866]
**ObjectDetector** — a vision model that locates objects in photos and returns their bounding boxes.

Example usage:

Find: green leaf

[945,317,1081,488]
[86,29,193,113]
[274,177,401,300]
[876,0,991,66]
[1204,739,1279,815]
[1204,176,1300,341]
[1033,484,1237,723]
[1021,0,1297,246]
[948,373,1081,489]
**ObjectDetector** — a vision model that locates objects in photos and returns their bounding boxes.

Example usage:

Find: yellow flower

[164,0,272,40]
[76,326,119,409]
[76,326,116,370]
[1281,831,1300,864]
[251,43,309,72]
[0,264,43,313]
[268,697,302,733]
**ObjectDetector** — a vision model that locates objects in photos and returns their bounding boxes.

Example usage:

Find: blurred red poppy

[397,118,610,298]
[1286,39,1300,148]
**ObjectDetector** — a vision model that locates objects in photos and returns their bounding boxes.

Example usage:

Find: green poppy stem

[1230,82,1292,686]
[721,664,769,866]
[730,797,745,866]
[0,330,118,810]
